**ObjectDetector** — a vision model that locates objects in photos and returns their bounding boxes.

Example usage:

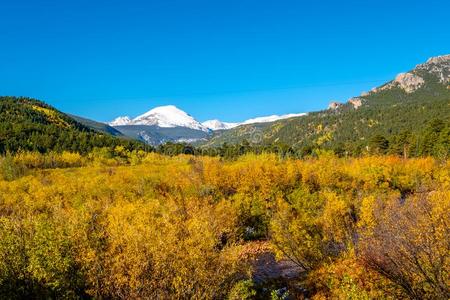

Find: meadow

[0,150,448,299]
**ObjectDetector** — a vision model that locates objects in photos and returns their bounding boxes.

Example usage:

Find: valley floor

[0,152,448,299]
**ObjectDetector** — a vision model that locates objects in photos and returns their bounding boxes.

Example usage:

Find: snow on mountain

[109,116,132,126]
[109,105,307,132]
[133,105,208,131]
[241,113,307,125]
[202,119,239,131]
[109,105,209,131]
[202,113,306,131]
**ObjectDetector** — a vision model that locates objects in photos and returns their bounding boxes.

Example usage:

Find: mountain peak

[139,105,183,117]
[109,116,132,126]
[418,54,450,84]
[425,54,450,65]
[202,119,239,131]
[367,53,450,95]
[134,105,207,131]
[109,105,208,131]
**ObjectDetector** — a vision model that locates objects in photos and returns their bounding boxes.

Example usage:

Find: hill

[201,55,450,157]
[0,96,145,154]
[114,125,210,146]
[69,114,124,137]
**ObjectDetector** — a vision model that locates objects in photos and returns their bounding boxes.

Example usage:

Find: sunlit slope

[202,56,450,153]
[0,96,144,153]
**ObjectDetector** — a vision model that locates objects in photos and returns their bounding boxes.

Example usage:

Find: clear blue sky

[1,0,449,122]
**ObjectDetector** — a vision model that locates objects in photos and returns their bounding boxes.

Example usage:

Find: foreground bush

[360,190,449,299]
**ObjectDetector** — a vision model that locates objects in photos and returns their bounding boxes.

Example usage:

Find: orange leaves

[0,152,448,298]
[308,255,403,299]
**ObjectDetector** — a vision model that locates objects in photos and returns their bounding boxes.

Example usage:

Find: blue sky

[1,0,449,122]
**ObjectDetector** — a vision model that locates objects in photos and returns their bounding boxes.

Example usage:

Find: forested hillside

[202,56,450,157]
[0,97,146,154]
[113,124,210,146]
[69,114,125,137]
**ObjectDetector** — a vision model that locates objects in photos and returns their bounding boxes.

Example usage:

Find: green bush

[228,280,257,300]
[0,155,26,181]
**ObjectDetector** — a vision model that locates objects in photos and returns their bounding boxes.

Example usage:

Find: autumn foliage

[0,151,448,299]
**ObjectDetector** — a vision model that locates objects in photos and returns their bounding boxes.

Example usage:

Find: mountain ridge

[200,54,450,156]
[0,96,145,154]
[109,105,209,131]
[109,106,307,132]
[2,54,448,153]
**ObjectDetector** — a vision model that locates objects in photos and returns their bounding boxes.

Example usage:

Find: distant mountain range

[109,105,209,131]
[101,54,449,148]
[1,54,449,154]
[106,105,307,145]
[201,119,239,131]
[200,112,307,131]
[108,105,307,131]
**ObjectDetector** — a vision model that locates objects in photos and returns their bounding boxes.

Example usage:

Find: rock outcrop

[417,54,450,83]
[328,101,342,110]
[348,97,363,109]
[393,72,425,93]
[369,54,449,95]
[425,54,450,65]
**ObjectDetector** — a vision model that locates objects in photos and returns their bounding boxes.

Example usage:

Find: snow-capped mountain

[109,116,132,126]
[133,105,208,131]
[241,113,307,125]
[109,105,209,131]
[108,105,307,133]
[202,113,307,131]
[201,119,239,130]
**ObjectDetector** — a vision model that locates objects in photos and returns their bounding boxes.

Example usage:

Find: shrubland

[0,151,448,299]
